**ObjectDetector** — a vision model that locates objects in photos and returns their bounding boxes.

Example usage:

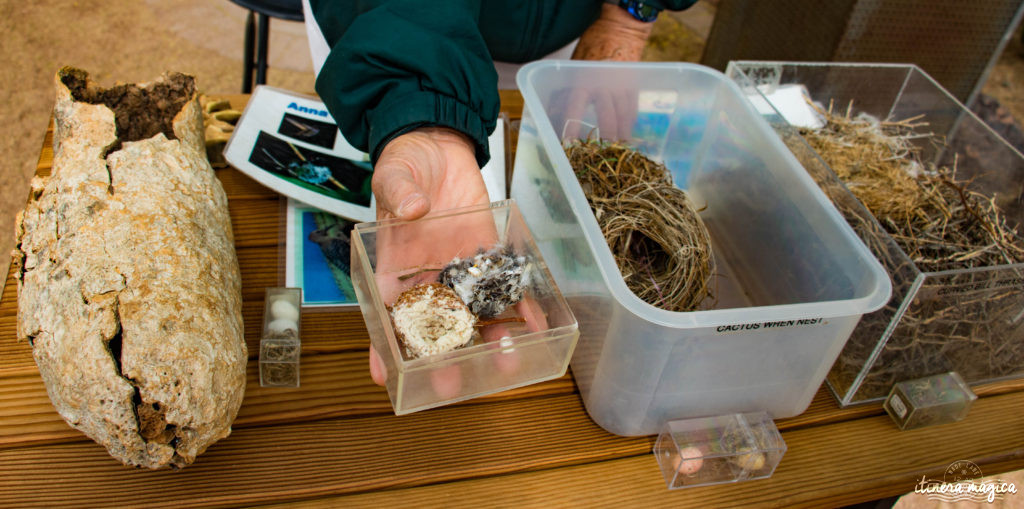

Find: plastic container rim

[515,60,892,329]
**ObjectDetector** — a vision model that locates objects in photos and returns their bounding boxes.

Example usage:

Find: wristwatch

[607,0,661,22]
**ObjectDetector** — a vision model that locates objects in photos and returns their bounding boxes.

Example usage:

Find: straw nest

[798,100,1024,401]
[799,101,1024,271]
[564,140,713,311]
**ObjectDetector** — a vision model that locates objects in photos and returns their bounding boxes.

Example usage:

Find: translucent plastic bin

[727,61,1024,406]
[511,61,891,436]
[350,200,579,415]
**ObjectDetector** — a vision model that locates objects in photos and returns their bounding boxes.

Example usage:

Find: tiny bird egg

[734,452,766,471]
[672,446,705,476]
[267,318,298,337]
[270,299,300,321]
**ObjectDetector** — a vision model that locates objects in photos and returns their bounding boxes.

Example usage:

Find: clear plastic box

[511,61,891,436]
[259,287,302,388]
[654,411,786,489]
[726,61,1024,406]
[349,200,579,415]
[883,372,977,430]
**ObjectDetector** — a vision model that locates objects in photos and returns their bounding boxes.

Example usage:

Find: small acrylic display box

[726,61,1024,407]
[883,372,977,430]
[350,199,579,415]
[259,287,302,388]
[654,411,786,490]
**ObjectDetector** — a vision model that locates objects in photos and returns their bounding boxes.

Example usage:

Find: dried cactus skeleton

[13,68,246,469]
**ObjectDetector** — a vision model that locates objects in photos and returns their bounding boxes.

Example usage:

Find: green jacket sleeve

[309,0,499,167]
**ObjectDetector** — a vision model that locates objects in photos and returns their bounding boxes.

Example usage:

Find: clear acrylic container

[727,61,1024,406]
[654,411,786,489]
[259,287,302,388]
[883,372,977,430]
[350,200,579,415]
[511,61,891,436]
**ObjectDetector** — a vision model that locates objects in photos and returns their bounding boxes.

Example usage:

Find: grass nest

[564,139,713,312]
[799,101,1024,271]
[790,100,1024,401]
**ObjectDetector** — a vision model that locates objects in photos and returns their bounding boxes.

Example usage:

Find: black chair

[229,0,304,93]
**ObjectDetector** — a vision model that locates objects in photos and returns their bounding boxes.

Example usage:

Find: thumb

[372,159,430,221]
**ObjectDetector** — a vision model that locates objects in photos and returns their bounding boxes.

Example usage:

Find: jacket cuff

[368,90,493,168]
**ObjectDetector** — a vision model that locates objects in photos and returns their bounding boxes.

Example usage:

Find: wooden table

[1,91,1023,508]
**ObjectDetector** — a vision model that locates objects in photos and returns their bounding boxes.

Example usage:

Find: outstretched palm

[368,127,494,389]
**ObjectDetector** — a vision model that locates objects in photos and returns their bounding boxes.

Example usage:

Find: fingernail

[396,193,426,218]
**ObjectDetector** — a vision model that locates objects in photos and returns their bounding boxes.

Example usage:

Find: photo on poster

[278,112,338,149]
[286,200,359,307]
[249,131,373,207]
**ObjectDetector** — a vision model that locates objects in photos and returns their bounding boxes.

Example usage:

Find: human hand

[367,128,551,400]
[560,85,638,142]
[560,3,653,141]
[372,126,488,223]
[571,3,655,62]
[368,126,491,386]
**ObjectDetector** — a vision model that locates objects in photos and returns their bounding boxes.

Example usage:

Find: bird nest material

[783,100,1024,401]
[798,101,1024,271]
[564,139,713,312]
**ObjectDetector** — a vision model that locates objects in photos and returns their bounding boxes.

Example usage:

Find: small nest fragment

[564,139,713,311]
[390,283,477,359]
[439,245,530,318]
[390,246,533,359]
[799,101,1024,271]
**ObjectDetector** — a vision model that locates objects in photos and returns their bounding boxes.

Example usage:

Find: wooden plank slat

[228,197,284,248]
[3,388,1024,509]
[216,167,279,200]
[237,245,287,298]
[0,394,643,509]
[269,389,1024,509]
[238,300,368,355]
[498,89,524,118]
[0,270,28,372]
[0,350,577,449]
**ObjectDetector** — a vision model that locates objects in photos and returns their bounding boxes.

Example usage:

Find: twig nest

[391,283,477,358]
[439,245,530,318]
[565,140,714,312]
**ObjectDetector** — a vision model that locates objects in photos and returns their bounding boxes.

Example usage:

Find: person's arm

[307,0,499,168]
[572,0,697,61]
